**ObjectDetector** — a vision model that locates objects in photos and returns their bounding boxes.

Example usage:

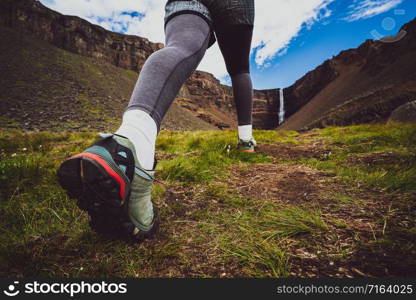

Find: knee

[231,72,251,80]
[225,56,250,76]
[228,65,250,77]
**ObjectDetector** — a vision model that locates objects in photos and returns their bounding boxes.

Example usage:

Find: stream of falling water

[279,88,285,125]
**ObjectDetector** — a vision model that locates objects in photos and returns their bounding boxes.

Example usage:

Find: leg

[231,72,253,126]
[116,13,211,170]
[112,14,210,237]
[127,13,210,129]
[216,25,255,141]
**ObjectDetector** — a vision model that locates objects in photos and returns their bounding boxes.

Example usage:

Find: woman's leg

[116,14,211,169]
[215,26,254,141]
[127,14,211,128]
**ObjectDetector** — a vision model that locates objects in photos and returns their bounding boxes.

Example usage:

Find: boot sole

[57,153,130,237]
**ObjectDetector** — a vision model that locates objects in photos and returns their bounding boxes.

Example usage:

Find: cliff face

[283,60,339,117]
[0,0,162,71]
[252,89,280,129]
[178,72,280,129]
[0,0,278,129]
[178,71,236,129]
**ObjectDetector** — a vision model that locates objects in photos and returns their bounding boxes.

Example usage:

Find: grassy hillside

[0,26,216,132]
[0,123,415,278]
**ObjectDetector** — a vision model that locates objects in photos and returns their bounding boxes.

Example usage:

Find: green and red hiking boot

[237,137,257,153]
[57,133,159,243]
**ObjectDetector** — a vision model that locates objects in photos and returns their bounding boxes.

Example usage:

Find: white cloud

[345,0,403,22]
[253,0,334,65]
[40,0,166,42]
[39,0,334,81]
[198,45,229,82]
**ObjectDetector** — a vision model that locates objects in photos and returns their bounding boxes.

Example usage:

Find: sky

[39,0,416,90]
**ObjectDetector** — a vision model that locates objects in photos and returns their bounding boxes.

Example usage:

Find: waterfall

[279,88,285,125]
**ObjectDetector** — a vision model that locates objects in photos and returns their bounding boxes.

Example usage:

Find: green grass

[0,123,415,278]
[217,202,327,277]
[301,123,416,192]
[157,131,276,183]
[334,194,354,203]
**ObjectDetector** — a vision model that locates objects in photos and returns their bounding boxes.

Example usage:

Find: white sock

[238,124,253,141]
[115,110,157,170]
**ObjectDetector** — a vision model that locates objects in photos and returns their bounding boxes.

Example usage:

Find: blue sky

[252,0,416,89]
[40,0,416,90]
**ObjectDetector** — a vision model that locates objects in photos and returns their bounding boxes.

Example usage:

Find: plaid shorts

[165,0,255,47]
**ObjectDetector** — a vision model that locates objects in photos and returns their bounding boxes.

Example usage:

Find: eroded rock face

[284,60,339,118]
[180,72,281,129]
[179,71,236,128]
[252,89,280,129]
[389,101,416,123]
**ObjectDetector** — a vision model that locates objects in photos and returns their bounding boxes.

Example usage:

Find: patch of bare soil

[347,151,410,166]
[257,142,331,160]
[227,163,335,205]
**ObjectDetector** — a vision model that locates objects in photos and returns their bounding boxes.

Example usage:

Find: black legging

[216,26,253,125]
[126,13,254,129]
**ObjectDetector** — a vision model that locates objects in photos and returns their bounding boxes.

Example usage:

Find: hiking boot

[57,133,159,242]
[237,137,257,153]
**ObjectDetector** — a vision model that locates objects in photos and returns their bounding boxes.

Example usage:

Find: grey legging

[126,13,253,129]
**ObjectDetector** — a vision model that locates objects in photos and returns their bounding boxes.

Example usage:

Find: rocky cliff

[0,0,162,71]
[283,60,339,117]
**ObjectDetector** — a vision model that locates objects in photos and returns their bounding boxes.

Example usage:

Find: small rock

[389,100,416,123]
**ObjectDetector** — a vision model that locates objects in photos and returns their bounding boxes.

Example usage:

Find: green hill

[0,26,216,132]
[1,123,415,277]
